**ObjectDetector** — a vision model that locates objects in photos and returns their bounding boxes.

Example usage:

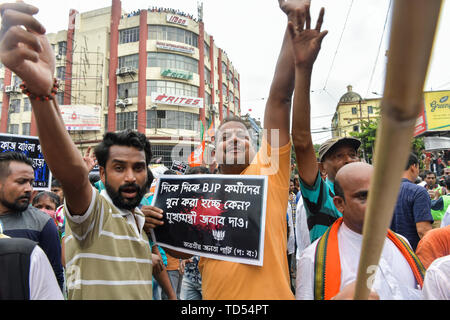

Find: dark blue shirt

[390,178,433,251]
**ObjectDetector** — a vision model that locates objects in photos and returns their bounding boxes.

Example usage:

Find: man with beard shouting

[0,2,170,299]
[0,152,64,291]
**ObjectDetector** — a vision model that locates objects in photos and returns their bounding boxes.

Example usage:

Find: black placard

[0,133,51,190]
[152,174,268,266]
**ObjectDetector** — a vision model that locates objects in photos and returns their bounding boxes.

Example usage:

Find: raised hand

[287,5,327,68]
[278,0,311,20]
[0,2,55,96]
[82,146,98,172]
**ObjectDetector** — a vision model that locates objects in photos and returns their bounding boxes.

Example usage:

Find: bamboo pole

[354,0,442,300]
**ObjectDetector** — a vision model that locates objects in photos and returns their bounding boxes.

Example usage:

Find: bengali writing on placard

[153,175,267,266]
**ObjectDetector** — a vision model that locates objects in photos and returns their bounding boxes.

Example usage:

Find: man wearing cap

[296,137,361,242]
[290,52,361,242]
[287,1,360,243]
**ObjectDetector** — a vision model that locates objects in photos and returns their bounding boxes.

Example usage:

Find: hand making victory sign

[0,1,55,96]
[286,3,327,68]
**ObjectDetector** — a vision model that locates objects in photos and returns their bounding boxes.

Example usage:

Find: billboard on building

[59,104,102,131]
[151,92,203,108]
[423,91,450,132]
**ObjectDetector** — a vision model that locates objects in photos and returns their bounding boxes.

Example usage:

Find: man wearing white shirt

[296,162,425,300]
[422,255,450,300]
[0,235,63,300]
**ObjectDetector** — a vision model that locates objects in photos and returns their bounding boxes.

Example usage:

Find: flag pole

[353,0,442,300]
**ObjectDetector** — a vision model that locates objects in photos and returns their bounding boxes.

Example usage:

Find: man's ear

[333,196,345,214]
[99,166,106,184]
[318,162,327,178]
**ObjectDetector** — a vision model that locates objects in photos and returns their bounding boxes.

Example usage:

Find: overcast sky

[26,0,450,144]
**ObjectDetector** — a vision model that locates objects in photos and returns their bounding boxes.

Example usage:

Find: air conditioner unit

[5,85,20,94]
[208,83,213,89]
[123,98,132,105]
[224,97,229,104]
[216,89,220,95]
[56,54,62,60]
[115,99,124,106]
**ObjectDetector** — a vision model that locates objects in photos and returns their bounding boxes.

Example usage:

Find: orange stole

[314,217,425,300]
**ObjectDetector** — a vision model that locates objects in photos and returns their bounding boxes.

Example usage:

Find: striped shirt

[64,187,153,300]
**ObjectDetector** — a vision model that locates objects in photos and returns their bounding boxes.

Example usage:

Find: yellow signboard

[424,91,450,131]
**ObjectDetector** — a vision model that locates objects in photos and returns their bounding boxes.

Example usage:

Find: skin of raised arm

[0,3,92,215]
[289,6,328,186]
[264,1,311,147]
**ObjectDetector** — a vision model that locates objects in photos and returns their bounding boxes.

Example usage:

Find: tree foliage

[350,120,425,163]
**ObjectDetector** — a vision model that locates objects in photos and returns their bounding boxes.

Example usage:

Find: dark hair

[405,153,419,171]
[163,169,177,175]
[32,191,61,209]
[425,170,436,178]
[88,173,100,186]
[217,116,250,132]
[94,129,152,168]
[186,166,209,175]
[51,178,62,188]
[0,152,33,179]
[334,178,345,200]
[445,175,450,189]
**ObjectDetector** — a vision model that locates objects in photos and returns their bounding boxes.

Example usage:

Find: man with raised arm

[0,2,167,300]
[187,0,312,300]
[288,3,361,243]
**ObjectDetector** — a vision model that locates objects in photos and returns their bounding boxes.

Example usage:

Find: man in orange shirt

[415,226,450,269]
[195,0,328,299]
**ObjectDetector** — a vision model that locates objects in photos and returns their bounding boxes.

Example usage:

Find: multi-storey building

[0,1,241,168]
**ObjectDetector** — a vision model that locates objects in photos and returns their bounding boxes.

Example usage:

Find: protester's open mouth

[120,187,138,198]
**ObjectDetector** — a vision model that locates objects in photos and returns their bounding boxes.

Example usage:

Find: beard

[0,194,31,212]
[104,176,147,211]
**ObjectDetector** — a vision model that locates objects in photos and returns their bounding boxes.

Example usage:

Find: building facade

[0,1,241,168]
[331,85,381,138]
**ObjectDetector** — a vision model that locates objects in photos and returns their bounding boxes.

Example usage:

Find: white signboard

[152,92,203,108]
[166,14,188,26]
[156,41,194,55]
[59,104,102,131]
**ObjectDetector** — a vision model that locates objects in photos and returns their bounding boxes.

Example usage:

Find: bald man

[296,162,426,300]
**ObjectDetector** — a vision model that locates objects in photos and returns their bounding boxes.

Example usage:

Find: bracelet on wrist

[20,78,59,101]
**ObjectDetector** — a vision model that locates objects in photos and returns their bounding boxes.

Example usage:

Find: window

[56,66,66,80]
[116,111,137,130]
[222,106,228,119]
[23,98,31,112]
[368,105,374,114]
[146,110,199,132]
[118,82,138,98]
[351,107,357,115]
[151,144,194,168]
[353,125,359,132]
[119,27,140,44]
[148,25,198,47]
[22,123,30,136]
[12,75,21,86]
[234,96,240,109]
[118,54,139,69]
[204,66,211,84]
[147,80,198,97]
[8,124,19,134]
[58,41,67,56]
[56,92,64,105]
[104,114,108,133]
[221,61,227,75]
[234,77,239,89]
[222,83,228,98]
[204,42,210,60]
[147,52,198,74]
[10,99,20,113]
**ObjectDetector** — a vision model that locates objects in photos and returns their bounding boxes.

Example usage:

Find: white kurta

[422,255,450,300]
[296,222,422,300]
